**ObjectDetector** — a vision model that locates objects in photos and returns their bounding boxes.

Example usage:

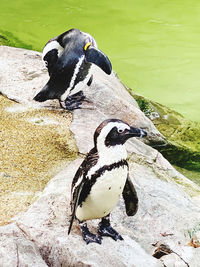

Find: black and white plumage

[68,119,147,244]
[33,28,112,110]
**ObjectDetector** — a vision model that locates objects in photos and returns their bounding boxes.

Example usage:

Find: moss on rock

[0,95,78,225]
[130,92,200,183]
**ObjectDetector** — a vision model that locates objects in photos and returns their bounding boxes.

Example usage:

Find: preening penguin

[33,28,112,110]
[68,119,147,244]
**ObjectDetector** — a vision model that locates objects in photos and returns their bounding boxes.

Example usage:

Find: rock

[1,46,200,266]
[71,65,167,152]
[15,159,162,267]
[0,223,47,266]
[15,158,200,266]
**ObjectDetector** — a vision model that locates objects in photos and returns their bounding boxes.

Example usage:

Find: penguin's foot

[69,91,86,102]
[61,91,86,110]
[80,223,102,245]
[64,100,83,111]
[98,217,123,241]
[59,100,82,110]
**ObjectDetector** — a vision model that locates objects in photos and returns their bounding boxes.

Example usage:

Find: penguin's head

[94,119,147,150]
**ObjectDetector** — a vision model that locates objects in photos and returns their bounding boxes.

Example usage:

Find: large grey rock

[14,158,200,266]
[1,46,200,266]
[0,224,47,267]
[15,159,162,267]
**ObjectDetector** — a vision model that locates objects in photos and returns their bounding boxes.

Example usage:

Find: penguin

[33,28,112,110]
[68,119,147,244]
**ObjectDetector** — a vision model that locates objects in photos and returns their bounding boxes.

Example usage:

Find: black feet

[60,91,86,110]
[98,217,123,241]
[80,223,102,245]
[62,100,82,111]
[79,216,123,244]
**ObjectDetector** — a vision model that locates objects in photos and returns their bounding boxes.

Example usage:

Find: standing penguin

[33,28,112,110]
[68,119,147,244]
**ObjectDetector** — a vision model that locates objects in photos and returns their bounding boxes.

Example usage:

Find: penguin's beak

[128,126,147,138]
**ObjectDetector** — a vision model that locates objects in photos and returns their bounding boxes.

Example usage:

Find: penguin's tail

[33,84,52,102]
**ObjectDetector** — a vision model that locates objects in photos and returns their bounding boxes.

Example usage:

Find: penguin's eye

[117,128,124,134]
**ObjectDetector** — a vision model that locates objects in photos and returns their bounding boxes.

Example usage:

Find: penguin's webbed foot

[65,92,85,109]
[69,91,86,102]
[61,91,86,110]
[80,223,102,245]
[63,100,83,111]
[98,216,123,241]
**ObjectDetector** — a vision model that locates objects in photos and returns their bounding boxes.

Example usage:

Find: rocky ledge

[0,46,200,266]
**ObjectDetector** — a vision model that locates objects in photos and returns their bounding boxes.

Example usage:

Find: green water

[1,0,200,122]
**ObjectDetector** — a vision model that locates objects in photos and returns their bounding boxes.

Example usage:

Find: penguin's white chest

[76,166,128,221]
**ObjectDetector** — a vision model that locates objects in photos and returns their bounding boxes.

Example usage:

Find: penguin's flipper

[122,174,138,216]
[85,46,112,75]
[68,148,99,235]
[68,181,84,235]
